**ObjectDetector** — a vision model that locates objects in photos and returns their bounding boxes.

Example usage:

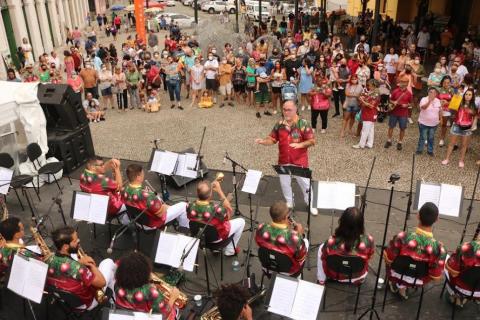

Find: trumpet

[77,245,107,304]
[150,272,188,309]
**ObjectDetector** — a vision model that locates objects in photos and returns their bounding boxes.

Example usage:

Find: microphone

[150,139,164,143]
[35,215,47,229]
[223,152,227,165]
[107,235,116,254]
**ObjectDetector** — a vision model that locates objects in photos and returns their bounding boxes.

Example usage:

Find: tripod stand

[358,173,400,320]
[403,153,416,231]
[459,164,480,244]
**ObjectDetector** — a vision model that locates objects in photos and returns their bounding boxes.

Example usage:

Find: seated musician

[255,200,308,276]
[215,283,253,320]
[114,251,180,319]
[444,239,480,307]
[121,164,189,229]
[80,156,124,217]
[384,202,447,299]
[317,206,374,285]
[46,226,116,310]
[188,179,245,256]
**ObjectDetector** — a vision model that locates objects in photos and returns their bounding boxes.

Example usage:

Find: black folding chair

[382,255,429,320]
[26,142,72,194]
[45,285,86,320]
[189,220,236,281]
[257,246,304,289]
[125,204,161,251]
[0,153,40,212]
[440,266,480,319]
[322,254,366,314]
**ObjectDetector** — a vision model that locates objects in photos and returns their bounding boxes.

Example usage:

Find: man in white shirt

[204,52,219,103]
[383,47,399,84]
[48,51,61,71]
[354,35,370,54]
[452,56,469,83]
[417,26,430,57]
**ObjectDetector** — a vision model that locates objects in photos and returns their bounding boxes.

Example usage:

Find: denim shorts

[346,105,360,113]
[388,115,408,129]
[450,123,473,136]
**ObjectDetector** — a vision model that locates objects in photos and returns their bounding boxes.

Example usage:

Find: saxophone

[30,226,53,260]
[151,272,188,309]
[200,289,266,320]
[77,245,107,304]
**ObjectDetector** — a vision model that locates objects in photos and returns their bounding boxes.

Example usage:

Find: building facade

[0,0,90,78]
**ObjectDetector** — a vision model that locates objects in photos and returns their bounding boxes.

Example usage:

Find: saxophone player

[114,251,181,319]
[46,226,116,310]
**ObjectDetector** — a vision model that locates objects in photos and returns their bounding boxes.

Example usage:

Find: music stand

[101,308,163,319]
[70,191,109,225]
[240,169,262,231]
[151,230,199,272]
[414,180,464,218]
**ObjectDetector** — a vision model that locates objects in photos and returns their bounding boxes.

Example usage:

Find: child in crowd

[198,90,213,108]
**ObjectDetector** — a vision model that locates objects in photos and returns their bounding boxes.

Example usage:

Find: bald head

[197,181,211,201]
[282,100,297,120]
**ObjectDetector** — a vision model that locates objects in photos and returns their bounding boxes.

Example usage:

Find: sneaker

[427,152,434,157]
[228,102,234,107]
[310,207,318,216]
[439,139,445,147]
[273,110,278,115]
[320,129,326,134]
[224,247,241,257]
[384,141,392,148]
[256,112,261,118]
[264,110,272,116]
[312,128,316,133]
[332,113,340,118]
[352,144,363,149]
[459,161,465,168]
[219,103,225,108]
[424,140,428,145]
[408,118,414,124]
[301,105,305,111]
[178,105,184,110]
[307,105,311,110]
[441,159,449,165]
[396,143,403,150]
[416,150,422,155]
[100,117,106,121]
[170,104,175,109]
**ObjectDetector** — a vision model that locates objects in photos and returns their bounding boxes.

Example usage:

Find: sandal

[441,159,449,165]
[459,161,465,168]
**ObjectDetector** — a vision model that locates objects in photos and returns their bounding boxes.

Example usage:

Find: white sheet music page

[176,235,199,272]
[153,151,178,175]
[290,280,324,320]
[134,312,162,320]
[242,170,262,194]
[89,194,110,224]
[268,276,297,317]
[73,192,91,222]
[333,182,356,210]
[438,184,463,217]
[109,314,135,320]
[7,254,28,297]
[175,154,198,179]
[23,258,48,303]
[418,183,441,209]
[150,150,164,173]
[315,181,335,209]
[0,167,13,195]
[154,232,177,266]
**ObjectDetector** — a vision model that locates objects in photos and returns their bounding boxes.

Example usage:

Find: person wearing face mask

[297,58,314,112]
[113,66,128,112]
[384,79,413,150]
[165,56,184,110]
[80,62,99,99]
[99,64,114,110]
[427,63,445,89]
[330,57,350,117]
[374,63,391,122]
[126,63,142,110]
[38,64,51,83]
[204,52,219,104]
[189,57,205,107]
[180,48,196,100]
[416,87,442,156]
[355,57,370,88]
[218,57,234,108]
[354,35,370,54]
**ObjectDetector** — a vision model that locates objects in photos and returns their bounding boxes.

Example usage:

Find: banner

[134,0,146,44]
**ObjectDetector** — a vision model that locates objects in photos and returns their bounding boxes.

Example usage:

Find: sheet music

[417,183,441,210]
[133,313,162,320]
[155,232,199,272]
[7,254,27,297]
[0,167,13,195]
[151,151,178,175]
[332,182,356,210]
[268,276,297,317]
[315,181,335,209]
[73,192,91,221]
[154,232,177,265]
[242,170,262,194]
[175,153,198,179]
[8,255,48,304]
[150,150,163,173]
[290,280,324,320]
[438,184,463,217]
[175,235,199,272]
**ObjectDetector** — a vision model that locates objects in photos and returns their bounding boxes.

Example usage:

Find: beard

[68,244,79,254]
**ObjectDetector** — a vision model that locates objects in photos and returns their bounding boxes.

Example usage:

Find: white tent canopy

[0,81,48,154]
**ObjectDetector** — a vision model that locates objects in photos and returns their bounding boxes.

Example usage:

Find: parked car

[245,2,271,22]
[166,0,176,6]
[182,0,193,5]
[191,0,207,9]
[156,12,196,28]
[201,0,236,14]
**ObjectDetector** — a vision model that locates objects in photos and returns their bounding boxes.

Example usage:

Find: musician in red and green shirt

[188,179,245,256]
[80,156,124,217]
[384,202,447,299]
[46,226,116,310]
[255,100,317,215]
[121,164,189,229]
[317,207,374,285]
[114,251,181,319]
[255,201,308,276]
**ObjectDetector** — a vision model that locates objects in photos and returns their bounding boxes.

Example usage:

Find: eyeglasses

[283,108,295,112]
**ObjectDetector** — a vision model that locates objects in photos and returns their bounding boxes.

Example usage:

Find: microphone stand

[358,173,400,320]
[402,153,416,231]
[107,206,149,254]
[360,157,377,217]
[194,127,207,179]
[459,165,480,244]
[224,152,248,217]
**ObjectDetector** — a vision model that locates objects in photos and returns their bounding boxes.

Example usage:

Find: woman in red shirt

[309,77,332,133]
[353,79,380,149]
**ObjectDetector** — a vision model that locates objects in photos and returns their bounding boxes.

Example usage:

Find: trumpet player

[255,200,308,276]
[114,251,181,319]
[121,164,189,229]
[188,178,245,256]
[46,226,116,310]
[80,156,125,218]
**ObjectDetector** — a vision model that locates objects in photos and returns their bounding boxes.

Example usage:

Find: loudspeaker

[46,126,95,173]
[38,84,89,131]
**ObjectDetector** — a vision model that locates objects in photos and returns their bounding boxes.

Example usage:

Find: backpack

[281,82,298,102]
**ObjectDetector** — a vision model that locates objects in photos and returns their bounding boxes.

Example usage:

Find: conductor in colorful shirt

[188,179,245,256]
[384,202,447,299]
[80,156,125,218]
[121,164,189,229]
[255,101,317,215]
[46,226,117,310]
[255,200,308,276]
[317,206,375,285]
[114,251,181,319]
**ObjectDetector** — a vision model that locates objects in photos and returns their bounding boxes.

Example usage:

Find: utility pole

[194,0,198,24]
[293,0,299,33]
[234,0,239,32]
[370,0,380,46]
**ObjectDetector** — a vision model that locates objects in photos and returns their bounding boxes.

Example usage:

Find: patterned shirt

[0,244,37,279]
[80,169,123,216]
[269,118,314,167]
[445,240,480,293]
[255,222,307,275]
[46,254,96,308]
[121,184,165,228]
[187,200,231,240]
[115,283,174,318]
[321,234,375,283]
[385,228,447,286]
